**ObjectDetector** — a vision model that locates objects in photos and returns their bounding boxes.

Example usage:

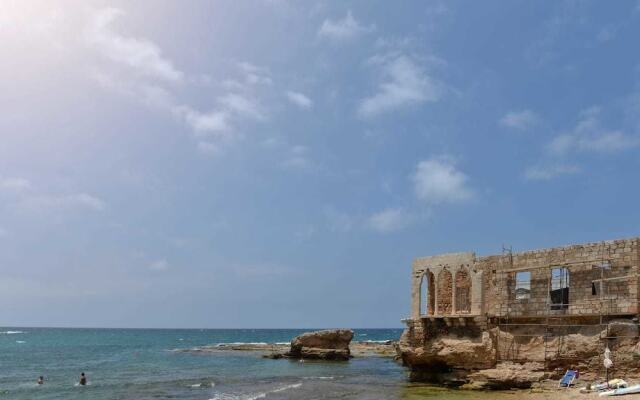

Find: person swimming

[37,376,44,385]
[79,373,86,386]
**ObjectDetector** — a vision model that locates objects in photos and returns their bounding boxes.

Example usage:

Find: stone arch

[437,269,453,314]
[419,270,436,315]
[454,267,472,314]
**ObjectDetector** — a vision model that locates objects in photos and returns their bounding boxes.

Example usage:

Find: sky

[1,0,640,329]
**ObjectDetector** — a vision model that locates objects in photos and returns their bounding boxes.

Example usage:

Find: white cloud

[367,207,413,233]
[317,11,374,41]
[548,107,640,156]
[87,8,183,82]
[21,193,106,212]
[499,110,539,130]
[0,177,105,212]
[413,157,473,205]
[358,54,442,118]
[282,145,313,170]
[176,107,230,136]
[0,177,33,192]
[237,61,272,85]
[596,26,616,43]
[218,93,264,120]
[286,91,313,109]
[64,193,106,211]
[149,259,169,271]
[524,164,580,181]
[86,9,272,154]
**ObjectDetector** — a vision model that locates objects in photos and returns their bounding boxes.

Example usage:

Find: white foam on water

[360,340,392,343]
[190,382,215,388]
[215,342,269,346]
[303,376,335,380]
[208,382,302,400]
[16,341,26,344]
[1,331,24,334]
[271,383,302,392]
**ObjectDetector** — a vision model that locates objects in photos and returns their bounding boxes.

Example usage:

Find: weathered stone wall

[437,270,453,314]
[411,252,483,318]
[403,237,640,387]
[480,238,639,318]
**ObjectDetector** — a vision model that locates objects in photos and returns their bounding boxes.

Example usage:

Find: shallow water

[0,327,425,400]
[0,327,525,399]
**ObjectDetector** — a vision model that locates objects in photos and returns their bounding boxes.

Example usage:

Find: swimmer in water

[37,376,44,385]
[79,372,87,386]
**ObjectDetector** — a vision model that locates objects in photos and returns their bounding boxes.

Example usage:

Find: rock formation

[398,318,640,389]
[286,329,353,360]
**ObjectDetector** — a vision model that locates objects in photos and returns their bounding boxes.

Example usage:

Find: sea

[0,328,503,400]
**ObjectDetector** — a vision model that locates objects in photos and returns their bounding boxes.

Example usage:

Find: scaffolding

[491,242,639,377]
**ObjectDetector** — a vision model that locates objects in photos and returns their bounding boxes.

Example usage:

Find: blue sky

[1,0,639,328]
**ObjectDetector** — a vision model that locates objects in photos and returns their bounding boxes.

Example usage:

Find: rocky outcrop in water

[284,329,353,360]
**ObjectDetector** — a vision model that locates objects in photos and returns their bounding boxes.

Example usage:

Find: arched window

[455,268,471,313]
[437,269,453,315]
[419,271,435,315]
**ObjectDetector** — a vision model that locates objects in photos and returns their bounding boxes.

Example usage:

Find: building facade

[400,237,640,380]
[410,237,639,322]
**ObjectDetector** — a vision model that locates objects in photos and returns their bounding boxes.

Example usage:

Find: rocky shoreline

[173,329,398,359]
[175,340,398,358]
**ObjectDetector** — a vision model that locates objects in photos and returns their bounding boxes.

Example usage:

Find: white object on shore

[599,384,640,397]
[604,347,613,369]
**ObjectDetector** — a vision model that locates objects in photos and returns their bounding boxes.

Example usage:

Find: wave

[16,340,26,344]
[1,330,25,334]
[209,382,302,400]
[272,383,302,392]
[190,382,215,388]
[215,342,269,346]
[303,376,335,380]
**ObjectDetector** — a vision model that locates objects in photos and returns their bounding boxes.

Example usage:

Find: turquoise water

[0,328,407,399]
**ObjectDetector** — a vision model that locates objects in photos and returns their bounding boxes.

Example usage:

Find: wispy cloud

[524,164,580,181]
[358,54,443,118]
[499,109,539,131]
[0,178,105,212]
[0,177,33,192]
[367,207,413,233]
[547,107,640,155]
[149,259,170,271]
[413,157,473,205]
[286,91,313,109]
[87,8,272,155]
[317,10,374,41]
[87,8,183,82]
[282,145,313,170]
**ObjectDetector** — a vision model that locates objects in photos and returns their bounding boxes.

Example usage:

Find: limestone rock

[464,362,546,390]
[399,331,496,373]
[287,329,353,360]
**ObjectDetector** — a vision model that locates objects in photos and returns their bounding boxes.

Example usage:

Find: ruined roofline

[413,235,640,267]
[481,235,640,259]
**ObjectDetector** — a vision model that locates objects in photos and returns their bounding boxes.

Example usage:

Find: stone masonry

[400,237,640,386]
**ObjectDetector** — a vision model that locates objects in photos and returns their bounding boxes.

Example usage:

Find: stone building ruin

[399,237,640,387]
